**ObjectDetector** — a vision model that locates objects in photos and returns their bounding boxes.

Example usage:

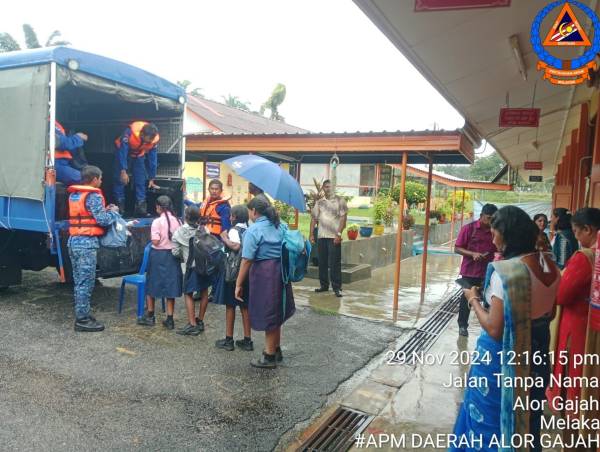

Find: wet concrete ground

[295,254,462,327]
[0,269,404,451]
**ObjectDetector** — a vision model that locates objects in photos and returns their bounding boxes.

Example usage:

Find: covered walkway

[187,128,477,312]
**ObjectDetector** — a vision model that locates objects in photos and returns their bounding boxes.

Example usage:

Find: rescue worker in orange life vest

[67,165,119,332]
[114,121,160,217]
[55,120,88,185]
[200,179,232,239]
[195,178,231,327]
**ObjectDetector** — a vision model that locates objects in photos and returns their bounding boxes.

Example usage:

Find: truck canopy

[0,47,185,203]
[0,46,185,101]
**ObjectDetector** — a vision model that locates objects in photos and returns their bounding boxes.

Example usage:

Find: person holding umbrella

[223,155,306,213]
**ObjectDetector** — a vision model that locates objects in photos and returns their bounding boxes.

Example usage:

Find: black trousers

[317,238,342,291]
[457,276,483,328]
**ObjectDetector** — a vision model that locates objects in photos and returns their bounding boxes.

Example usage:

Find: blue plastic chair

[118,243,165,319]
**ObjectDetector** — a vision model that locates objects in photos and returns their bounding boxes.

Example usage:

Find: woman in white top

[451,206,560,452]
[214,205,253,352]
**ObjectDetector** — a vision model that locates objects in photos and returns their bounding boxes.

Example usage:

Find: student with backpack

[138,196,182,329]
[213,205,253,351]
[235,196,295,369]
[171,206,204,336]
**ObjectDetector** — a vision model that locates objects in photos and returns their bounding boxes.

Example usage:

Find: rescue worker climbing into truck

[113,121,160,217]
[55,120,89,185]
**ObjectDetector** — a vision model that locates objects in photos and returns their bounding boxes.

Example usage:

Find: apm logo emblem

[531,1,600,85]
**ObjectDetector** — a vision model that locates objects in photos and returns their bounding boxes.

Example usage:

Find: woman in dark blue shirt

[235,196,295,368]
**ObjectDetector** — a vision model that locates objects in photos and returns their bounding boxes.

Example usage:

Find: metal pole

[420,159,434,300]
[460,188,466,229]
[392,152,408,312]
[202,157,207,201]
[293,162,301,229]
[450,186,457,247]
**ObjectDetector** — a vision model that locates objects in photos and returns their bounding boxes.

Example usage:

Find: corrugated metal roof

[186,127,463,137]
[186,96,309,135]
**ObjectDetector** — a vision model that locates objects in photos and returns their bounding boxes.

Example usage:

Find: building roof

[0,47,184,101]
[400,164,512,191]
[186,96,309,135]
[186,129,475,164]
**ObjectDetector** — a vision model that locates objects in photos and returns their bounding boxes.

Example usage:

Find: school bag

[280,223,311,284]
[99,215,128,248]
[192,228,225,277]
[224,226,245,283]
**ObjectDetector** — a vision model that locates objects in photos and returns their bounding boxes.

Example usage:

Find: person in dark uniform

[113,121,160,216]
[67,165,119,332]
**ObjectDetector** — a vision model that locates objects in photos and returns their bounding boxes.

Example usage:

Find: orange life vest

[200,198,229,235]
[114,121,160,158]
[67,185,106,236]
[54,120,73,160]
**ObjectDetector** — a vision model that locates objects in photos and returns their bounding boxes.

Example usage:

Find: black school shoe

[176,323,201,336]
[137,314,156,326]
[250,352,277,369]
[334,290,343,298]
[162,317,175,330]
[74,317,105,332]
[215,338,235,351]
[275,347,283,362]
[314,287,328,293]
[235,338,254,351]
[195,319,205,332]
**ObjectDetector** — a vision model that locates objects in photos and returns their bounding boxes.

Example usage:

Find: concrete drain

[299,407,374,452]
[391,288,462,364]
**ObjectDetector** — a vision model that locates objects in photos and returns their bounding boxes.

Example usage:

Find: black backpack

[191,228,225,277]
[224,226,245,283]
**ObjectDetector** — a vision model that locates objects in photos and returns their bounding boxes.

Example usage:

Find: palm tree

[260,83,286,121]
[222,94,250,111]
[176,80,204,97]
[0,24,70,53]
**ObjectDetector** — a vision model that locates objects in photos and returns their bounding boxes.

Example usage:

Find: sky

[1,0,467,134]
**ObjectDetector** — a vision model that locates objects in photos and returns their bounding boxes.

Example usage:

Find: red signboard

[415,0,510,12]
[524,161,543,170]
[499,108,540,127]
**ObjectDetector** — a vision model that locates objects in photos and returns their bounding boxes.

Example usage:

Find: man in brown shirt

[310,180,348,297]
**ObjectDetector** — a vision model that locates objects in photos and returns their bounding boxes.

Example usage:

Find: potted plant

[373,194,392,235]
[347,223,359,240]
[373,219,384,236]
[360,224,374,238]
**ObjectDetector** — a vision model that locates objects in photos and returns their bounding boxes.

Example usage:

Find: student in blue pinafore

[213,205,253,351]
[235,196,295,369]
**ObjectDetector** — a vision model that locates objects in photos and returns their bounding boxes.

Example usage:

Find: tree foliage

[22,24,40,49]
[436,152,505,182]
[177,80,204,97]
[222,94,250,111]
[0,24,70,53]
[391,181,428,208]
[260,83,286,121]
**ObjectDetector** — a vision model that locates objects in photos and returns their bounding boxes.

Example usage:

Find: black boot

[74,317,105,332]
[134,201,150,218]
[251,352,277,369]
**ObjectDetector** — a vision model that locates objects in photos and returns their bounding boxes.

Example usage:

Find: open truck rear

[0,47,186,288]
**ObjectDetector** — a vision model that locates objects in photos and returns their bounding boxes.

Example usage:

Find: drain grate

[392,289,462,364]
[300,407,374,452]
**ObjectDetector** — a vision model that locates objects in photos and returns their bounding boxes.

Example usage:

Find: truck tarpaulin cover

[0,65,49,201]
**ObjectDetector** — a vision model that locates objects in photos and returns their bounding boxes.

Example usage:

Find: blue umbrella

[223,155,306,212]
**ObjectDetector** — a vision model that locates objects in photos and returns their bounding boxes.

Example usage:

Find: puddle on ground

[295,254,462,328]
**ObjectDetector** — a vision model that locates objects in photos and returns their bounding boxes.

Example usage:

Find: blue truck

[0,47,187,288]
